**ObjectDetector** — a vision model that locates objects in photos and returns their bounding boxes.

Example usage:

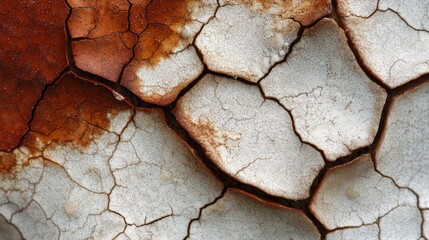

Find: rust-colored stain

[67,0,129,38]
[0,152,17,174]
[68,0,196,83]
[129,0,192,66]
[72,32,137,82]
[0,0,69,151]
[22,72,130,154]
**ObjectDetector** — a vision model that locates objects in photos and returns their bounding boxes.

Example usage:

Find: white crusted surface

[131,47,204,105]
[311,154,421,234]
[196,4,300,82]
[375,82,429,208]
[261,19,386,161]
[174,74,324,199]
[337,0,429,88]
[327,224,379,240]
[189,189,320,239]
[109,109,223,238]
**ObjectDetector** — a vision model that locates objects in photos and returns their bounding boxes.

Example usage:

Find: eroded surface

[261,18,386,161]
[337,0,429,88]
[174,74,324,199]
[376,81,429,208]
[189,189,320,239]
[311,154,422,238]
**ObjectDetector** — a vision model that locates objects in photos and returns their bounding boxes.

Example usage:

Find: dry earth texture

[0,0,428,239]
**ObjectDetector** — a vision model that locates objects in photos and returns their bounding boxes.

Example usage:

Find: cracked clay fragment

[189,189,320,239]
[261,19,386,161]
[121,0,218,105]
[375,81,429,208]
[0,0,68,151]
[310,154,422,239]
[196,3,300,82]
[109,109,223,239]
[337,0,429,88]
[173,74,324,199]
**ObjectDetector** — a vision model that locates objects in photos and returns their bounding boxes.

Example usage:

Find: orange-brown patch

[0,0,69,151]
[68,0,129,38]
[23,72,130,153]
[0,153,17,174]
[72,32,137,82]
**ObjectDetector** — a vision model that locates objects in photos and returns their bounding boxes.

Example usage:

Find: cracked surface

[261,18,386,161]
[337,0,429,88]
[0,0,69,151]
[1,1,429,239]
[196,3,300,82]
[189,189,320,239]
[174,74,324,199]
[196,0,331,83]
[120,0,217,105]
[311,154,422,238]
[375,81,429,209]
[0,74,224,239]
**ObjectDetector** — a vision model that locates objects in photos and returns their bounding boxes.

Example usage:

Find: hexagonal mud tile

[173,73,325,199]
[337,0,429,88]
[375,81,429,208]
[0,73,223,239]
[196,0,331,83]
[311,154,422,239]
[261,18,386,161]
[189,189,320,239]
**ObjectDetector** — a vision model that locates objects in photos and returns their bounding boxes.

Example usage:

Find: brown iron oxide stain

[0,0,69,151]
[22,72,130,153]
[69,0,196,84]
[0,72,130,174]
[67,0,129,38]
[72,32,137,82]
[0,153,17,174]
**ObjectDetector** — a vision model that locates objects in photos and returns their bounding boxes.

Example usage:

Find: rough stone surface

[174,74,324,199]
[375,81,429,208]
[189,189,320,239]
[261,19,386,161]
[311,154,421,238]
[0,0,69,151]
[337,0,429,88]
